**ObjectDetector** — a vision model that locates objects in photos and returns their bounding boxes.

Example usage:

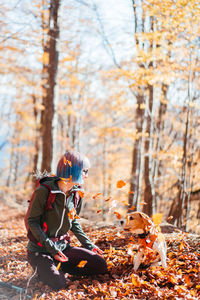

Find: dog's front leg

[133,250,144,271]
[153,241,167,269]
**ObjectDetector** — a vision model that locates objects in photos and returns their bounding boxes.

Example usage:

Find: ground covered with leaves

[0,205,199,299]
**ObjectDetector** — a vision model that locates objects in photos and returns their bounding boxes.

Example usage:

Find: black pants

[27,247,108,290]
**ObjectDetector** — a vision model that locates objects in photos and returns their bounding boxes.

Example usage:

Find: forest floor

[0,204,199,300]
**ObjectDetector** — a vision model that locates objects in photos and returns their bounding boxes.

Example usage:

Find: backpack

[24,176,57,246]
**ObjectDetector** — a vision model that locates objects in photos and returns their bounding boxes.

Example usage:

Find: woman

[27,150,108,290]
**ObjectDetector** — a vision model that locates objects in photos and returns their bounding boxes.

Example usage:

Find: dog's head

[121,212,154,234]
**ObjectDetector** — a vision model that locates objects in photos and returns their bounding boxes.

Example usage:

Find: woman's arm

[70,219,95,250]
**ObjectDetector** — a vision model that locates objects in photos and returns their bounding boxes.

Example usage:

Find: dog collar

[138,232,150,239]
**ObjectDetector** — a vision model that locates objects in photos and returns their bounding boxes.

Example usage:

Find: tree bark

[143,84,154,216]
[128,93,145,210]
[41,0,60,172]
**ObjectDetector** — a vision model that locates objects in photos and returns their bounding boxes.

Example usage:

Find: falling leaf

[152,213,163,225]
[128,191,134,194]
[93,193,102,199]
[67,160,72,167]
[68,208,76,220]
[116,180,126,188]
[105,197,112,202]
[63,156,67,165]
[77,260,87,268]
[122,200,129,206]
[56,262,61,271]
[97,210,102,214]
[78,190,84,198]
[129,206,135,210]
[140,201,147,206]
[114,211,122,219]
[167,216,173,221]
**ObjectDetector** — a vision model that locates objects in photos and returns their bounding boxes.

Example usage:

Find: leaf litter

[0,205,199,299]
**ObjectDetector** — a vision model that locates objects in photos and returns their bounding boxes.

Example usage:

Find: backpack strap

[40,183,56,210]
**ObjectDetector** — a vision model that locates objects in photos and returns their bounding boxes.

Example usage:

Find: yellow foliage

[152,213,163,225]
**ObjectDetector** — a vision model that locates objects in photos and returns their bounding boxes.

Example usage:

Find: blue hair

[56,150,90,184]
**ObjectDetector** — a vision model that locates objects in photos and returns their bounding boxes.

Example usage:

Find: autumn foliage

[0,205,199,299]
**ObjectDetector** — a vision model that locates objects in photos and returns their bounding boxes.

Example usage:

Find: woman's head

[56,150,90,184]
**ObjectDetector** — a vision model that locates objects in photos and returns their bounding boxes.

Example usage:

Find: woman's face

[82,169,89,182]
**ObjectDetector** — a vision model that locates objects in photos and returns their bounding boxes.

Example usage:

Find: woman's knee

[94,255,108,274]
[37,265,67,290]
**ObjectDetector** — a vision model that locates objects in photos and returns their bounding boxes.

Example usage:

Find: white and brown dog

[122,212,167,271]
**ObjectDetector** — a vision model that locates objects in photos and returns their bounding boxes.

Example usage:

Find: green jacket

[27,177,95,256]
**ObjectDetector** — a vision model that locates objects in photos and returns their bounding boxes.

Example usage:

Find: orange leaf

[68,208,76,220]
[63,156,67,165]
[75,214,80,219]
[77,260,87,268]
[105,197,112,202]
[116,180,126,188]
[97,210,102,214]
[93,193,102,199]
[78,190,84,198]
[114,211,122,219]
[67,160,72,167]
[179,242,184,250]
[140,201,147,206]
[128,191,134,194]
[122,200,129,206]
[167,216,173,221]
[131,274,141,287]
[129,206,135,210]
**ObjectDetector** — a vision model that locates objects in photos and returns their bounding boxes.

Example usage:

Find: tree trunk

[41,0,60,172]
[143,84,154,216]
[128,93,145,210]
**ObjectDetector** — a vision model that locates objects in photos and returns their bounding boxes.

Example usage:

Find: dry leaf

[56,262,61,271]
[116,180,126,188]
[114,211,122,219]
[68,208,76,220]
[63,156,67,165]
[122,200,129,206]
[129,206,135,210]
[93,193,102,199]
[105,197,112,202]
[67,160,72,167]
[78,190,84,198]
[77,260,87,268]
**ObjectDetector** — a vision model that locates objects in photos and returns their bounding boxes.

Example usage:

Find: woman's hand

[54,251,68,262]
[92,246,104,256]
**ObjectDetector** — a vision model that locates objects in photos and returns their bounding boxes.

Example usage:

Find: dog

[121,212,167,271]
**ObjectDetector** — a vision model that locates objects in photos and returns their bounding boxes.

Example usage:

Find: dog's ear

[139,213,143,219]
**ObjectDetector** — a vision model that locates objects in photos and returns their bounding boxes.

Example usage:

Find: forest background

[0,0,200,234]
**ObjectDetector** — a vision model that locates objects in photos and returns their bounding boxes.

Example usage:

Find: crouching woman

[26,150,108,290]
